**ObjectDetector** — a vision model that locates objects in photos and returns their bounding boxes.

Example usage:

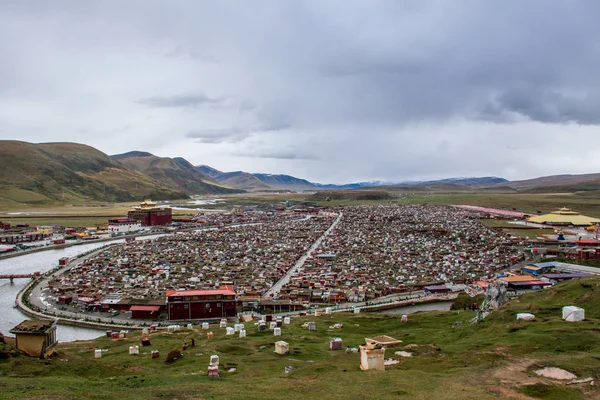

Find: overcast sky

[1,1,600,184]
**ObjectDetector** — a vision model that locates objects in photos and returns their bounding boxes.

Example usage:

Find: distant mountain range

[197,166,316,191]
[197,166,507,192]
[2,140,600,206]
[313,176,508,189]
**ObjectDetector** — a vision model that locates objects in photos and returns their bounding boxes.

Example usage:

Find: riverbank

[0,230,169,261]
[16,278,139,332]
[361,295,458,312]
[13,239,179,331]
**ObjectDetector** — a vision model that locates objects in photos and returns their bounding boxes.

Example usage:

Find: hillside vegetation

[197,165,318,192]
[213,171,274,191]
[0,141,187,206]
[112,152,242,195]
[3,277,599,399]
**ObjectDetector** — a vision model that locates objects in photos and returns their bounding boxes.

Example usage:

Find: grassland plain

[0,202,195,228]
[3,189,600,213]
[3,190,600,230]
[1,278,599,399]
[296,191,600,217]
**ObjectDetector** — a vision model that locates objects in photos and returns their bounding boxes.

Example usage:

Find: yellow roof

[523,266,543,271]
[500,275,537,282]
[528,208,600,226]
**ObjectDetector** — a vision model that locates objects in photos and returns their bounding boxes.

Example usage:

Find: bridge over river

[0,273,40,283]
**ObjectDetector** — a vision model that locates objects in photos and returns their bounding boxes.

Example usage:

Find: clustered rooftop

[276,205,523,303]
[47,205,524,308]
[48,213,335,305]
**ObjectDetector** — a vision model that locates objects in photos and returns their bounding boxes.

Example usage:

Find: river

[0,235,163,342]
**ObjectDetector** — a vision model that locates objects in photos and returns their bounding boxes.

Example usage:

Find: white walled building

[108,218,141,234]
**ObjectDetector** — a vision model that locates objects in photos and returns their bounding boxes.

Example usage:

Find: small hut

[359,344,385,371]
[10,319,58,358]
[275,341,289,354]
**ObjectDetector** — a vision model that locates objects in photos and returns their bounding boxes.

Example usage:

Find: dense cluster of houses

[44,214,336,319]
[274,205,524,303]
[0,222,49,248]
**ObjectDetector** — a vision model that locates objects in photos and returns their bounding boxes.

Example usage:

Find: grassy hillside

[253,173,316,191]
[196,165,224,178]
[112,152,243,195]
[0,141,187,206]
[296,190,600,217]
[215,171,275,191]
[1,277,599,399]
[499,173,600,192]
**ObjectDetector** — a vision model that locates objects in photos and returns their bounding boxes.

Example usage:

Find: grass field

[0,202,196,227]
[2,190,600,218]
[289,192,600,218]
[1,278,600,399]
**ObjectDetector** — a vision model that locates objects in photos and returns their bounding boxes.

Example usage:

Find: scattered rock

[394,351,413,357]
[567,378,594,385]
[535,367,577,380]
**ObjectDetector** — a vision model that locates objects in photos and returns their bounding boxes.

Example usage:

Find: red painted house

[0,232,47,244]
[130,305,161,320]
[166,287,237,321]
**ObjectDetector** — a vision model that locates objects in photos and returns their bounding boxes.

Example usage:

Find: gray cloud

[484,89,600,125]
[186,128,247,144]
[165,46,218,63]
[138,94,225,108]
[185,122,290,144]
[239,99,257,114]
[234,149,319,160]
[2,1,600,183]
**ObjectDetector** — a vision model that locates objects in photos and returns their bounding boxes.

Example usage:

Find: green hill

[197,166,316,192]
[491,173,600,193]
[111,152,244,195]
[197,165,224,178]
[214,171,275,191]
[0,141,187,206]
[2,277,599,399]
[252,173,316,191]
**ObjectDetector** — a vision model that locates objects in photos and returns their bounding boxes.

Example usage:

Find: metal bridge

[0,272,40,283]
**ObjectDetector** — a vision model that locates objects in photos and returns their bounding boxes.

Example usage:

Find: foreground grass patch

[3,278,600,399]
[519,383,583,400]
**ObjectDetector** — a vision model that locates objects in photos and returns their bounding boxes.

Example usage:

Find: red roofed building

[130,305,162,320]
[127,200,172,227]
[166,286,237,321]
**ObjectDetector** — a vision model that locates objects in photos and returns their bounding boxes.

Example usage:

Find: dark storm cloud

[484,89,600,125]
[138,94,225,108]
[234,149,319,160]
[3,1,600,183]
[185,122,290,144]
[186,128,246,143]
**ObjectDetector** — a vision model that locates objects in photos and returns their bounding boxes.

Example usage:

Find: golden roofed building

[127,199,172,227]
[133,199,158,210]
[528,207,600,226]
